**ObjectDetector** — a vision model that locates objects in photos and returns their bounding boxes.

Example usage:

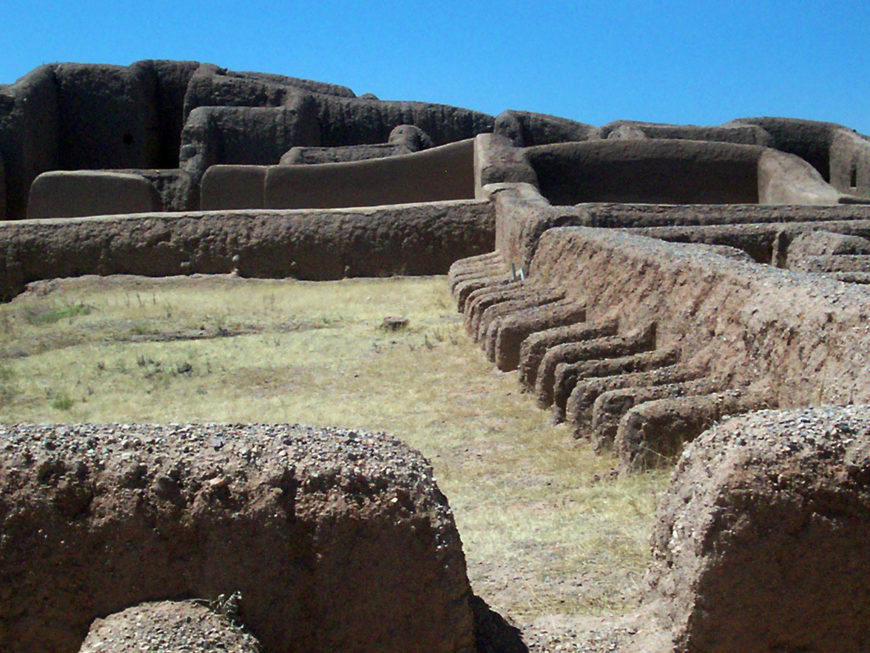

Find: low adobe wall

[200,165,266,210]
[525,140,762,205]
[528,226,870,407]
[639,406,870,652]
[264,139,475,209]
[522,139,843,206]
[0,200,494,301]
[732,117,870,199]
[630,219,870,266]
[488,182,870,270]
[0,423,476,652]
[26,170,163,218]
[599,120,772,146]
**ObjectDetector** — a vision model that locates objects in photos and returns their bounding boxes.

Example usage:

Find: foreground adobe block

[643,406,870,652]
[79,600,262,652]
[0,423,475,653]
[27,170,162,218]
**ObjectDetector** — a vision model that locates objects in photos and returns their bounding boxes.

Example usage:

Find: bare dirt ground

[0,274,668,651]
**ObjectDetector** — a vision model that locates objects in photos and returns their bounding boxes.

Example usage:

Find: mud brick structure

[634,406,870,652]
[0,423,475,653]
[2,61,870,649]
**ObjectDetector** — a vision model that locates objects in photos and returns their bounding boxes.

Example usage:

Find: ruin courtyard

[1,60,870,652]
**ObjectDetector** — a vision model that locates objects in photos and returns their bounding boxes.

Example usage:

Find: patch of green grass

[0,274,668,621]
[22,301,93,326]
[49,391,75,411]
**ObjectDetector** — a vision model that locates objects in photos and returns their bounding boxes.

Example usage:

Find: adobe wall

[630,219,870,265]
[264,139,475,209]
[640,406,870,652]
[0,423,476,652]
[53,63,158,171]
[524,140,762,205]
[599,120,772,146]
[27,171,162,219]
[0,199,494,301]
[488,181,870,270]
[528,226,870,407]
[493,110,599,146]
[831,128,870,197]
[0,65,59,220]
[732,117,870,199]
[200,165,266,210]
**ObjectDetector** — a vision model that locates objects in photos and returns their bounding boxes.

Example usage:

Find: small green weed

[50,391,74,411]
[23,302,93,326]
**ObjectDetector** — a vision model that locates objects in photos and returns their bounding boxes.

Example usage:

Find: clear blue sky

[2,0,868,134]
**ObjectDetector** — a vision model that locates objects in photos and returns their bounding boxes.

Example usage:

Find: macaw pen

[1,61,870,652]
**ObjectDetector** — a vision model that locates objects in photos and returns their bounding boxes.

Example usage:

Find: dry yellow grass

[0,273,668,621]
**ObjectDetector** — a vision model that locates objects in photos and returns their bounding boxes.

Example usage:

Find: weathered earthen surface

[264,139,475,209]
[463,280,527,329]
[0,200,494,301]
[27,170,163,219]
[78,600,263,652]
[525,139,762,205]
[615,388,773,470]
[642,406,870,652]
[200,165,266,210]
[534,324,657,408]
[517,319,620,390]
[559,359,695,429]
[280,124,432,164]
[599,120,772,146]
[528,227,870,408]
[493,110,599,147]
[0,423,476,653]
[493,299,587,371]
[0,65,59,219]
[785,230,870,271]
[589,375,724,451]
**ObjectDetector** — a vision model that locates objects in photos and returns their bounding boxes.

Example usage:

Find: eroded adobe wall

[731,117,870,199]
[528,226,870,407]
[630,218,870,266]
[600,120,773,146]
[0,65,59,220]
[641,406,870,652]
[0,61,201,219]
[493,110,599,146]
[489,181,870,270]
[525,140,762,205]
[27,171,163,219]
[830,128,870,197]
[0,423,476,653]
[264,139,475,209]
[0,200,494,301]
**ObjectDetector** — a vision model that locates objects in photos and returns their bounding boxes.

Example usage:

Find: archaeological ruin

[1,60,870,651]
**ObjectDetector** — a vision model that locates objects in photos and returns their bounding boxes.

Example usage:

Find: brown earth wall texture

[491,184,870,270]
[642,406,870,652]
[0,200,494,301]
[527,227,870,407]
[0,423,476,653]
